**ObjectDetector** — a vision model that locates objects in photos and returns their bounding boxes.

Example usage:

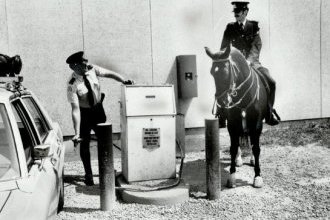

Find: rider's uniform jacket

[221,20,262,68]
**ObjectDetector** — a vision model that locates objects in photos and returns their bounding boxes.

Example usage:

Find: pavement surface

[57,122,330,219]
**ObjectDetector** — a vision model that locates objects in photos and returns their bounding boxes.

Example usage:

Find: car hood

[0,191,11,211]
[0,180,37,220]
[0,180,18,212]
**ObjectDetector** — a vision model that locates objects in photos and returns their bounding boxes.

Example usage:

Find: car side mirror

[34,144,51,160]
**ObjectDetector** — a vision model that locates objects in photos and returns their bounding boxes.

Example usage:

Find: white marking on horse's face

[215,66,219,72]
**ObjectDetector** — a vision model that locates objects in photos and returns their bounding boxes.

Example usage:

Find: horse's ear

[204,47,214,58]
[224,45,231,58]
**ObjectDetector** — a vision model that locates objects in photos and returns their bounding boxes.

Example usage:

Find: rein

[212,58,260,114]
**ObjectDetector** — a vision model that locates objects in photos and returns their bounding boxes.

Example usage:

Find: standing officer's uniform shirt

[67,65,107,108]
[221,19,262,68]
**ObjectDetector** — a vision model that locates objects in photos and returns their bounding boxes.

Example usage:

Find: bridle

[212,57,260,115]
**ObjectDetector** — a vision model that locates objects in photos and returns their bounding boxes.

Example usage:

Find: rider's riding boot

[266,111,279,126]
[265,101,279,126]
[263,78,280,126]
[216,107,227,128]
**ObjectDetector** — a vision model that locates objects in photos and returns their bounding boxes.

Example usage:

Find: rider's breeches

[257,66,276,107]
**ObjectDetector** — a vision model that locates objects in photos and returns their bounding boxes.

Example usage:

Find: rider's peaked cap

[66,51,88,64]
[231,1,249,12]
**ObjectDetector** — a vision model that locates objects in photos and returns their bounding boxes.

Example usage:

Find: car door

[11,98,58,219]
[20,96,64,215]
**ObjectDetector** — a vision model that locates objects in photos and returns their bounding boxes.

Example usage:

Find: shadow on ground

[62,207,99,213]
[182,156,249,198]
[64,174,100,196]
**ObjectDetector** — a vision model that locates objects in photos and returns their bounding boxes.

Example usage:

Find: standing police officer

[66,51,133,186]
[217,1,279,127]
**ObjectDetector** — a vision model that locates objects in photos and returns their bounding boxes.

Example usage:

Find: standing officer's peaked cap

[231,1,250,12]
[66,51,88,64]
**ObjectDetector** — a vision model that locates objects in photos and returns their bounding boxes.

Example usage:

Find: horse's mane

[229,47,250,75]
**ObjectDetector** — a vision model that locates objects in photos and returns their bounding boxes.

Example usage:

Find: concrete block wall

[0,0,329,135]
[321,0,330,117]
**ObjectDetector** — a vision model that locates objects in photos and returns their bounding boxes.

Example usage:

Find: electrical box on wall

[176,55,198,99]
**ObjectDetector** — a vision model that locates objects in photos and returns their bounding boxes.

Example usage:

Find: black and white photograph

[0,0,329,219]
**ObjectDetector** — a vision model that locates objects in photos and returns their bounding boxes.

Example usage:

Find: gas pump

[117,84,189,205]
[120,85,177,182]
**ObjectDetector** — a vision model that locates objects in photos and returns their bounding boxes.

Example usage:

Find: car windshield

[0,104,20,181]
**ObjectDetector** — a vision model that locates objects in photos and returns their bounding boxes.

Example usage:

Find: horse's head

[10,55,22,76]
[205,46,234,106]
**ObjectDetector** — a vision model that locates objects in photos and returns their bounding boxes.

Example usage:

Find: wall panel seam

[149,0,154,83]
[320,0,322,117]
[5,0,9,52]
[80,0,85,50]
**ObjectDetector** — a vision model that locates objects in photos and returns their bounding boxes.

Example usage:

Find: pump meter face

[0,77,65,219]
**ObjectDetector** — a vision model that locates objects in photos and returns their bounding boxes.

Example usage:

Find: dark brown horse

[205,45,267,188]
[0,54,22,77]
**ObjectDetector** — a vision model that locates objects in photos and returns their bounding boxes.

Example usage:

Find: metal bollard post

[96,123,115,211]
[205,119,221,200]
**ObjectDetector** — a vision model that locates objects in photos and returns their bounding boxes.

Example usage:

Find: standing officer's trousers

[79,103,106,178]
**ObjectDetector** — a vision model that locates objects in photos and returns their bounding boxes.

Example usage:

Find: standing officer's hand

[123,80,134,85]
[72,134,82,147]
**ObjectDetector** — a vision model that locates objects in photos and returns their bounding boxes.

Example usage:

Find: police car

[0,76,65,219]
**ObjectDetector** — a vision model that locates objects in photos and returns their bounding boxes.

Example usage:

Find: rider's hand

[247,60,251,66]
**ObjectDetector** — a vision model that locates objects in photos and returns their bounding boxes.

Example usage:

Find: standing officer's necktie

[83,74,95,107]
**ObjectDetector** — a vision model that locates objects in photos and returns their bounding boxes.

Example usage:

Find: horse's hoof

[227,173,236,188]
[250,156,255,166]
[253,176,263,188]
[235,157,243,167]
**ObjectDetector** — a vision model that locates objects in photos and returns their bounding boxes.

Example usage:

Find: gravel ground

[56,121,330,220]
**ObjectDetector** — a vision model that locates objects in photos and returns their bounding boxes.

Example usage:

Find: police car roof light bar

[0,75,24,91]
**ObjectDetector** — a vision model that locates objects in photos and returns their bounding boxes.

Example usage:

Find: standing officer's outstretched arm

[93,64,125,83]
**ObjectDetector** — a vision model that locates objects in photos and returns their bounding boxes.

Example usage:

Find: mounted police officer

[66,51,133,186]
[217,1,279,127]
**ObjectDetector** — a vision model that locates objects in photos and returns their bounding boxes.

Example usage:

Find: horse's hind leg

[227,135,240,188]
[250,133,263,188]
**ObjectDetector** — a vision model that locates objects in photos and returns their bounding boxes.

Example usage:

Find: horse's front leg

[227,135,240,188]
[250,133,263,188]
[235,146,243,167]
